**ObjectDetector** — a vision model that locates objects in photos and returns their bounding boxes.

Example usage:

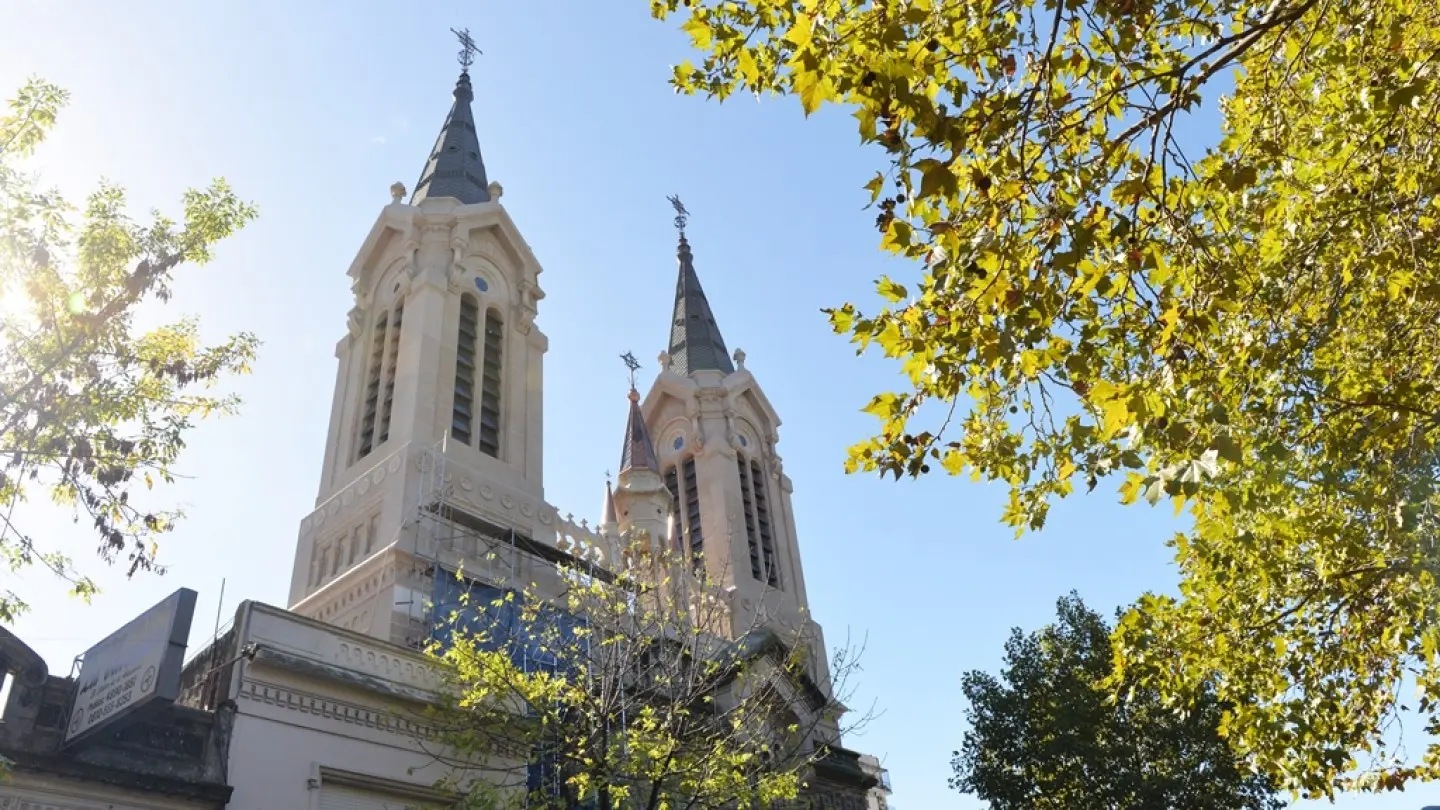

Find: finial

[621,350,642,390]
[667,194,690,236]
[451,27,480,72]
[733,347,746,370]
[487,181,504,200]
[390,182,407,204]
[658,350,671,369]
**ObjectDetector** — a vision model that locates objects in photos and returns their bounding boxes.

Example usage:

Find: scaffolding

[407,436,609,807]
[402,438,841,810]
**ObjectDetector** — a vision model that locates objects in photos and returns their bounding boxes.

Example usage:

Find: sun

[0,278,39,349]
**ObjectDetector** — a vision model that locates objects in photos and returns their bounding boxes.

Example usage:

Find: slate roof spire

[619,387,660,475]
[665,198,734,376]
[411,68,491,205]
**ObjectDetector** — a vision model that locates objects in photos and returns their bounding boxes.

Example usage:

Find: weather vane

[620,351,642,388]
[451,27,480,71]
[667,194,689,235]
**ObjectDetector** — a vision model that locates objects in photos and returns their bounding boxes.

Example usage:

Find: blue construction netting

[429,567,587,670]
[429,565,597,808]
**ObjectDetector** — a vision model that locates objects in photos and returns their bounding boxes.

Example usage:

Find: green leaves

[428,536,863,810]
[953,594,1283,810]
[0,79,257,621]
[653,0,1440,796]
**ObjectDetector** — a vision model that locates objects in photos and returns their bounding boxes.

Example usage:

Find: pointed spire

[666,205,735,376]
[411,69,491,205]
[619,388,660,474]
[601,479,618,527]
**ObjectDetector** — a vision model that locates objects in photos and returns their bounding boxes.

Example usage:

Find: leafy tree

[0,78,257,621]
[952,593,1281,810]
[650,0,1440,794]
[419,533,870,810]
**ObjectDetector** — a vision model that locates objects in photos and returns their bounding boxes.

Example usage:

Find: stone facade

[263,61,885,809]
[177,601,497,810]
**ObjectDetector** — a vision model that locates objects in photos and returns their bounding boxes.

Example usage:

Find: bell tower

[637,200,822,668]
[286,36,552,645]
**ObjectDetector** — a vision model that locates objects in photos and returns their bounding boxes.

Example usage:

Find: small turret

[600,479,619,539]
[613,387,670,554]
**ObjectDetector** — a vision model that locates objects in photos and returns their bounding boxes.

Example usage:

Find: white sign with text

[65,588,196,744]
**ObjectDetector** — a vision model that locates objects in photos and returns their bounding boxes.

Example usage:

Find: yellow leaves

[784,11,815,50]
[1157,306,1180,347]
[861,392,903,421]
[1018,350,1040,378]
[874,319,903,356]
[881,218,914,252]
[792,68,833,116]
[681,16,713,49]
[1085,379,1131,440]
[735,46,759,84]
[656,0,1440,796]
[941,447,966,475]
[876,276,907,302]
[914,158,958,200]
[863,171,885,202]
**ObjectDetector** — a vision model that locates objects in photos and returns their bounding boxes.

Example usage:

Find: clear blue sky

[0,1,1431,807]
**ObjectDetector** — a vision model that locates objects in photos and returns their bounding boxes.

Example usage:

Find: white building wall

[220,602,513,810]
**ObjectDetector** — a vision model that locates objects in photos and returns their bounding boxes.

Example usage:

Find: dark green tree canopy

[953,594,1281,810]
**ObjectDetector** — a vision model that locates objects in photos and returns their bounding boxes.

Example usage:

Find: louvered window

[478,307,504,457]
[355,312,388,460]
[664,466,682,551]
[751,458,780,588]
[663,458,705,568]
[376,303,403,444]
[740,457,782,589]
[452,294,479,445]
[682,456,703,567]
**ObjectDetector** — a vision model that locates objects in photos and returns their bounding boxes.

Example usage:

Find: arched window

[739,455,781,589]
[663,457,705,569]
[355,311,389,460]
[478,307,504,457]
[376,302,404,445]
[452,294,480,445]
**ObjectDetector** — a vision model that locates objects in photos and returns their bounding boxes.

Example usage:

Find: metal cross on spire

[451,27,480,71]
[667,194,690,235]
[620,351,642,389]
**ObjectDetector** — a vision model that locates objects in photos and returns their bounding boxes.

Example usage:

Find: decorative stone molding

[346,305,365,338]
[299,445,406,539]
[237,679,436,741]
[515,280,539,334]
[552,511,611,566]
[333,640,443,690]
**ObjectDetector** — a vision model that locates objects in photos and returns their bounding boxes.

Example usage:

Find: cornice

[236,678,437,742]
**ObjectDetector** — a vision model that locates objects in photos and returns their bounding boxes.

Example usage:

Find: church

[0,42,890,810]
